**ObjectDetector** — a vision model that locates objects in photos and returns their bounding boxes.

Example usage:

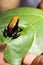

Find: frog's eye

[3,29,7,37]
[8,16,19,33]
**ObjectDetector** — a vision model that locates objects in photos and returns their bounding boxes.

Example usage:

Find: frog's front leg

[12,31,20,39]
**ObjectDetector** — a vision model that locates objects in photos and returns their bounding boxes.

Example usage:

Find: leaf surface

[0,8,43,65]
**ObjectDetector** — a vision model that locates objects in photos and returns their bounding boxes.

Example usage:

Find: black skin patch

[3,16,22,39]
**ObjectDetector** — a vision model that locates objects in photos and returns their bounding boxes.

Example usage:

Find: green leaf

[0,8,43,65]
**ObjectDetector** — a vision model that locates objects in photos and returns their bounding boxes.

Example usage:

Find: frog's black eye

[3,29,7,37]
